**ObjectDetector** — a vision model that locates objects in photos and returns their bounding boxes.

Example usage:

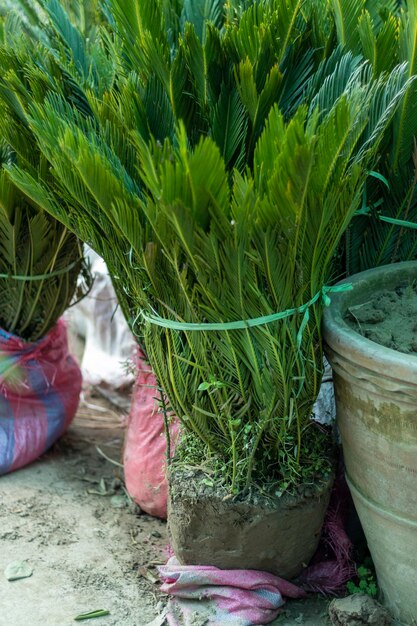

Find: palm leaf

[211,83,248,168]
[181,0,225,43]
[331,0,365,52]
[391,0,417,170]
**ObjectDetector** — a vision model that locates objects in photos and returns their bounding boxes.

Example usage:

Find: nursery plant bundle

[0,18,86,342]
[1,2,411,495]
[0,146,82,342]
[1,0,337,329]
[128,80,408,493]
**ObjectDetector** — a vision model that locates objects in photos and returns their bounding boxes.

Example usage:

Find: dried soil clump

[328,594,392,626]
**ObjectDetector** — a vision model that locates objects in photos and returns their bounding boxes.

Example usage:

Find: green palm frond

[132,74,402,489]
[306,50,366,114]
[330,0,417,273]
[0,0,105,340]
[279,47,315,114]
[275,0,304,64]
[106,0,171,85]
[181,0,226,42]
[331,0,365,53]
[358,10,399,75]
[366,0,401,27]
[391,0,417,170]
[210,84,248,170]
[43,0,90,79]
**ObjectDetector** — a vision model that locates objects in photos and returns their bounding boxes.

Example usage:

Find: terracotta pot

[168,467,333,578]
[323,261,417,625]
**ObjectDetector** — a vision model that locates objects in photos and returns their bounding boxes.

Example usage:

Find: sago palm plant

[6,85,410,492]
[326,0,417,272]
[0,2,106,341]
[0,0,373,330]
[0,0,411,491]
[0,143,83,342]
[121,73,408,492]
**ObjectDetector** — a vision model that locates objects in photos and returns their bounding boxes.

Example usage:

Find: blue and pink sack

[0,320,81,474]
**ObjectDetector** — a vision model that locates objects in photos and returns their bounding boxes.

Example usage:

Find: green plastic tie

[368,170,390,189]
[357,170,417,229]
[0,259,79,282]
[141,284,352,333]
[356,208,417,230]
[377,215,417,230]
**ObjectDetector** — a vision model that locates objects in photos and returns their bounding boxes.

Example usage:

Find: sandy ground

[0,392,168,626]
[0,387,331,626]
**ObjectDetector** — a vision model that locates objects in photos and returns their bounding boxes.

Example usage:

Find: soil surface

[345,282,417,353]
[0,388,332,626]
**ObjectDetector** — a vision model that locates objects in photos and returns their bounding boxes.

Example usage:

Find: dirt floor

[0,388,332,626]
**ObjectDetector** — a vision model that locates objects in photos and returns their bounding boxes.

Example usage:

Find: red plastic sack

[0,320,82,474]
[124,351,179,519]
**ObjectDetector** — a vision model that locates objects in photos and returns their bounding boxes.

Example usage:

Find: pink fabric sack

[123,350,179,519]
[0,320,82,474]
[160,558,305,625]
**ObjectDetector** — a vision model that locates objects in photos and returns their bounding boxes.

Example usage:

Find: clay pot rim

[323,260,417,380]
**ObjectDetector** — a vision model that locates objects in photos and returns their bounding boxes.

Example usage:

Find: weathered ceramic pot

[168,466,333,579]
[323,261,417,625]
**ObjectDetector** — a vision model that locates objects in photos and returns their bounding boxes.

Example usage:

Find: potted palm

[1,0,410,576]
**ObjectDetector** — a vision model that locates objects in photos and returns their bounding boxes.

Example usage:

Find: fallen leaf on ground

[74,609,110,621]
